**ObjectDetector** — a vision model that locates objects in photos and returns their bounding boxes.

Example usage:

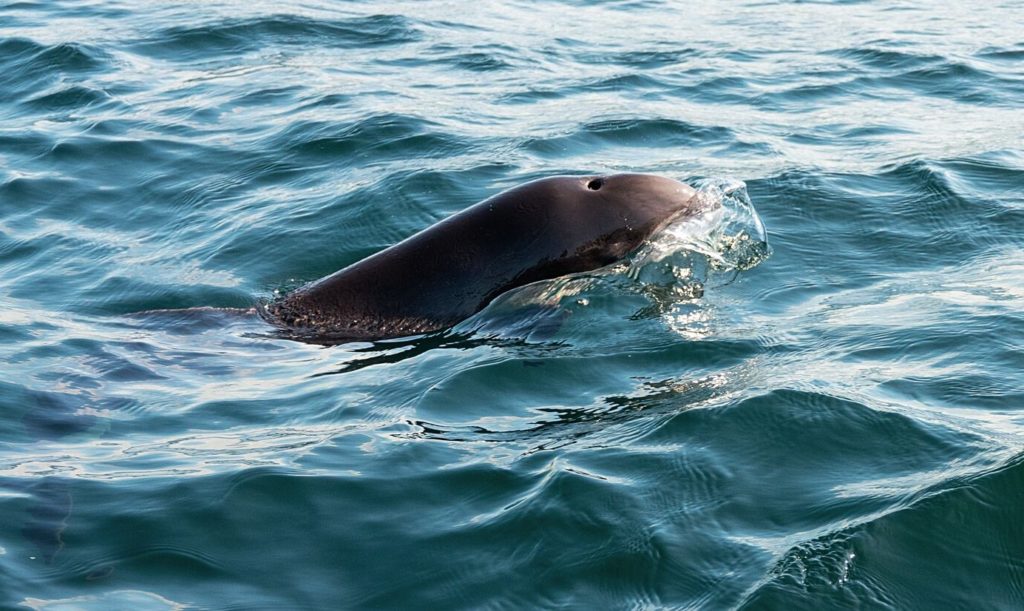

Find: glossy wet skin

[264,174,698,341]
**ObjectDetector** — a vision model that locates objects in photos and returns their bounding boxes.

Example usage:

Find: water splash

[470,178,771,341]
[642,178,770,272]
[627,177,771,300]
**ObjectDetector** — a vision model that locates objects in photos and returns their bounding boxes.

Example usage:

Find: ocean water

[1,0,1023,608]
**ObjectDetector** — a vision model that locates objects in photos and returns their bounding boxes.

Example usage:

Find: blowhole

[587,178,604,190]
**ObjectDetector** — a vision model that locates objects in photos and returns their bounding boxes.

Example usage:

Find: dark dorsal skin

[263,173,698,341]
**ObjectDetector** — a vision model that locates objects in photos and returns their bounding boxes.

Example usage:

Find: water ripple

[2,0,1023,607]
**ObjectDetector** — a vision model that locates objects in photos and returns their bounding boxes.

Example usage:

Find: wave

[0,38,115,109]
[131,14,421,58]
[520,117,738,156]
[740,452,1024,609]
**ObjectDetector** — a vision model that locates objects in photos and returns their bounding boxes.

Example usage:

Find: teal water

[2,0,1023,608]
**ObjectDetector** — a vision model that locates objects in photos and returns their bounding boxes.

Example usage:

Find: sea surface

[1,0,1023,608]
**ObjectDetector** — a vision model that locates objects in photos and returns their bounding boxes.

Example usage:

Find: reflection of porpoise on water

[261,174,699,342]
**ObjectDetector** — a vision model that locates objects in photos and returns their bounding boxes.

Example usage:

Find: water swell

[132,14,422,58]
[0,38,112,77]
[827,46,946,71]
[0,38,116,115]
[520,118,740,156]
[741,451,1024,609]
[272,113,467,163]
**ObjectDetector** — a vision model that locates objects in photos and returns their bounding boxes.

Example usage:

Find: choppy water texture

[2,0,1023,608]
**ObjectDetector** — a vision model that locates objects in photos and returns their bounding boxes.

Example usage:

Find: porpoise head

[528,173,699,270]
